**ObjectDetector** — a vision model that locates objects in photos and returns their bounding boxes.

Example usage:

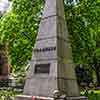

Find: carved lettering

[33,47,56,53]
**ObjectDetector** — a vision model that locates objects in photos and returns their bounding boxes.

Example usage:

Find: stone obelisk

[23,0,80,97]
[15,0,88,99]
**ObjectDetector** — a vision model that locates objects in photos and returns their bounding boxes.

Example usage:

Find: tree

[65,0,100,84]
[75,64,93,85]
[0,0,43,73]
[0,0,100,85]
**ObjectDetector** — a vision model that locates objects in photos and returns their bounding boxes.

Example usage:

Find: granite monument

[15,0,87,99]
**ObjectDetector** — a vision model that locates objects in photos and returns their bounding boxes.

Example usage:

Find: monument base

[15,95,87,100]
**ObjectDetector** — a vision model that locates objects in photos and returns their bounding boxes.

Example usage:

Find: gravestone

[15,0,87,99]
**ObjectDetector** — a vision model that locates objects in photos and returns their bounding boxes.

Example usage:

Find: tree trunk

[95,66,100,86]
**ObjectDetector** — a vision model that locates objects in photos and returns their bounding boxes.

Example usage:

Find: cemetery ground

[0,0,100,100]
[1,86,100,100]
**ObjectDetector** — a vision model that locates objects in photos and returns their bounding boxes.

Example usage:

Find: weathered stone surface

[15,0,87,99]
[37,17,57,40]
[23,0,80,97]
[24,77,58,97]
[42,0,64,18]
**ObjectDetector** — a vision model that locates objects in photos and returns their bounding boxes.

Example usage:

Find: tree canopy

[0,0,100,83]
[0,0,43,73]
[65,0,100,84]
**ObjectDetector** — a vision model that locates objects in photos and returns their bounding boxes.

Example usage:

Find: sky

[0,0,9,12]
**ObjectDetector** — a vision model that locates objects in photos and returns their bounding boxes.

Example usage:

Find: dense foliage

[0,0,100,84]
[81,90,100,100]
[0,0,43,73]
[65,0,100,84]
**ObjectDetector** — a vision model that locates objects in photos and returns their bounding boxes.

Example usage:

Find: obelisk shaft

[23,0,80,97]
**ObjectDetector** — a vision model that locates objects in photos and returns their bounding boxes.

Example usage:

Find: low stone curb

[15,95,87,100]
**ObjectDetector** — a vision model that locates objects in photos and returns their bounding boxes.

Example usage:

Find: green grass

[81,90,100,94]
[0,87,22,100]
[0,88,100,100]
[81,90,100,100]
